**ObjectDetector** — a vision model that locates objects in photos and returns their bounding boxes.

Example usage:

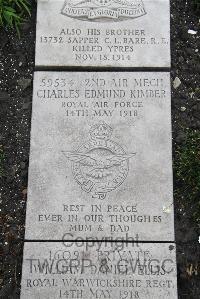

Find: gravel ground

[0,0,199,298]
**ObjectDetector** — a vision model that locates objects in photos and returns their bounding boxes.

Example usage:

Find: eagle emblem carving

[63,122,136,199]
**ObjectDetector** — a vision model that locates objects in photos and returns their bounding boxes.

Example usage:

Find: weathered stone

[35,0,170,68]
[25,71,174,241]
[173,77,181,89]
[17,78,32,90]
[20,242,178,298]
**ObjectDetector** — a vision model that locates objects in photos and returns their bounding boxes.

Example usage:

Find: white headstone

[20,241,178,298]
[24,71,174,241]
[35,0,170,68]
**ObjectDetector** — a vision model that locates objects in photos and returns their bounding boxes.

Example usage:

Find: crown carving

[90,122,113,141]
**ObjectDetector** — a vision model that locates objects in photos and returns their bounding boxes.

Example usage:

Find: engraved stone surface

[20,242,177,298]
[25,71,173,241]
[35,0,170,68]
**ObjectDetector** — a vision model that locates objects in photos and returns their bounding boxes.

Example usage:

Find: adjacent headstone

[35,0,170,68]
[25,71,174,241]
[21,241,177,298]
